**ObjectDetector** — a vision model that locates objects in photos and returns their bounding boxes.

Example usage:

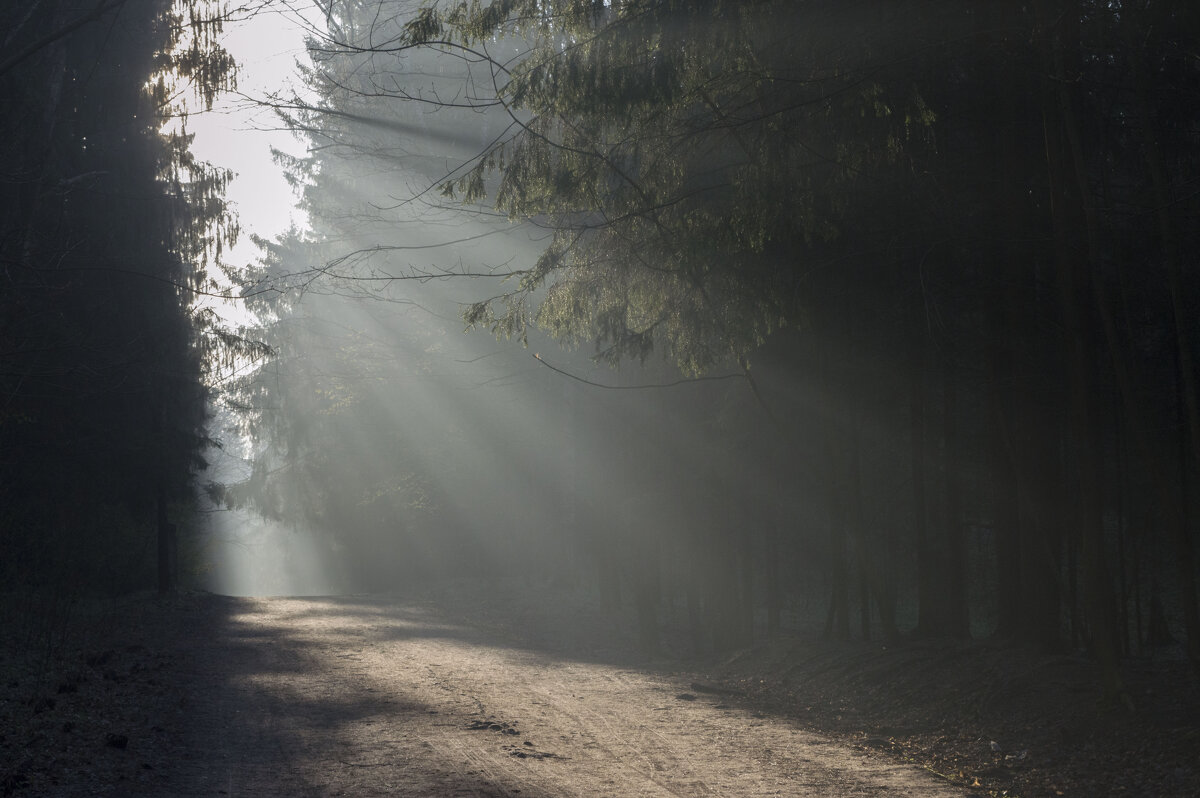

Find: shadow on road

[141,575,765,797]
[101,573,1200,798]
[139,587,600,797]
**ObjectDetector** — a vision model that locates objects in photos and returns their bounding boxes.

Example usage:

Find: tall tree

[0,0,239,595]
[252,0,1200,678]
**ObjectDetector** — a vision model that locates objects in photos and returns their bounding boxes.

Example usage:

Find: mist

[181,0,1200,665]
[193,3,793,614]
[4,1,1199,795]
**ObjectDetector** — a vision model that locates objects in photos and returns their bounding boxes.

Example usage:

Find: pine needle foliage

[407,0,937,373]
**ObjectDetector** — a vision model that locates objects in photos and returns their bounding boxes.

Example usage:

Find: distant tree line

[230,0,1199,703]
[0,0,242,599]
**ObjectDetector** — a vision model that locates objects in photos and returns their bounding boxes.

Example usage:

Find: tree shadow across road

[129,588,576,797]
[111,580,1200,797]
[144,584,977,798]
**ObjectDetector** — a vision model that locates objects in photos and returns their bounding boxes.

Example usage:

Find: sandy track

[131,594,965,797]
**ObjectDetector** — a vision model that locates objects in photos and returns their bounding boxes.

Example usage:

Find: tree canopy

[233,0,1200,697]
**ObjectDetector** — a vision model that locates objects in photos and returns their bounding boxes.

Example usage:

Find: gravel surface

[133,592,966,796]
[3,580,1196,797]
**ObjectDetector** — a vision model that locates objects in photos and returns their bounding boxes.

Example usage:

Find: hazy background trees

[4,0,1195,704]
[206,0,1200,700]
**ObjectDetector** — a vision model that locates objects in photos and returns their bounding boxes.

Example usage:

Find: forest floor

[0,579,1196,797]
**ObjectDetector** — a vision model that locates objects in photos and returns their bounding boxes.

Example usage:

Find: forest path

[131,592,966,797]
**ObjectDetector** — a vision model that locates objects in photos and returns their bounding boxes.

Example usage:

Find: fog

[190,4,806,615]
[197,222,806,601]
[178,0,1200,670]
[177,2,950,649]
[5,4,1197,795]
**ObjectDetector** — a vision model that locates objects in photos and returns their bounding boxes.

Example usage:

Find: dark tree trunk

[738,525,754,648]
[765,519,781,637]
[874,506,900,644]
[686,566,706,655]
[910,303,935,636]
[991,293,1022,640]
[846,412,875,642]
[824,493,850,640]
[941,350,969,638]
[1021,396,1064,650]
[986,58,1027,639]
[1130,39,1200,678]
[156,476,172,594]
[1040,2,1127,701]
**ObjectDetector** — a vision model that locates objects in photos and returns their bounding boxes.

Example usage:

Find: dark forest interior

[2,1,1199,795]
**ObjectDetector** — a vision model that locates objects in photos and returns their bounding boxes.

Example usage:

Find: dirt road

[127,592,966,797]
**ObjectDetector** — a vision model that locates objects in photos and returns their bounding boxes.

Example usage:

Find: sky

[184,5,314,287]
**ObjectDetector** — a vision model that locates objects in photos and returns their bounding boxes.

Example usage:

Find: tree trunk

[847,407,868,642]
[824,491,850,640]
[1039,2,1127,701]
[156,474,173,594]
[686,563,706,655]
[990,290,1022,640]
[910,301,935,636]
[1021,391,1064,650]
[941,349,969,638]
[986,44,1027,639]
[765,518,781,637]
[738,525,754,648]
[1130,44,1200,678]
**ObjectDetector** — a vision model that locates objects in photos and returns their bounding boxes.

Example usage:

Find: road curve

[131,593,966,797]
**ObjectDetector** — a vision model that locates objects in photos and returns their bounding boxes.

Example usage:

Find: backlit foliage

[407,0,937,373]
